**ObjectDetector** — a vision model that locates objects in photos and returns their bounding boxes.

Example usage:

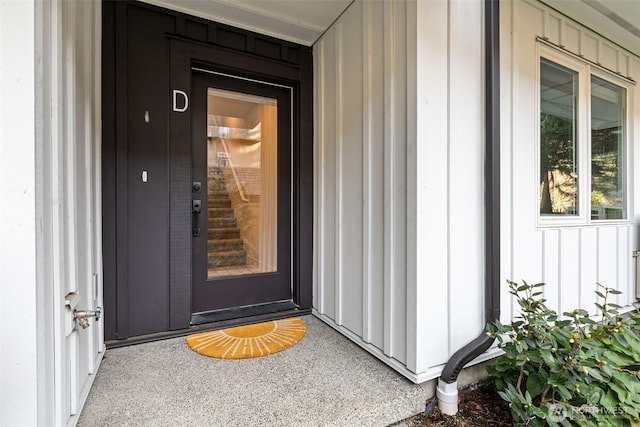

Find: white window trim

[536,43,634,228]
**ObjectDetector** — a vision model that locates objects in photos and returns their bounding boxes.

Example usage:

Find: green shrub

[487,280,640,426]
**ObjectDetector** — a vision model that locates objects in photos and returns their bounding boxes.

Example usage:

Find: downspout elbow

[436,333,495,415]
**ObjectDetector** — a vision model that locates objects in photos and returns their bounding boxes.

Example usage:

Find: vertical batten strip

[313,40,323,313]
[405,0,418,371]
[324,29,338,319]
[361,0,372,343]
[334,21,343,325]
[556,13,564,49]
[49,1,67,422]
[382,0,395,357]
[503,0,516,325]
[80,0,90,317]
[391,0,408,363]
[614,227,621,306]
[594,228,600,309]
[621,53,630,78]
[575,25,583,56]
[93,0,105,354]
[81,0,97,371]
[39,0,58,420]
[445,0,453,357]
[361,0,385,349]
[63,0,79,300]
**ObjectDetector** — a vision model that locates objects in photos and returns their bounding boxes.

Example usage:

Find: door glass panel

[206,88,278,278]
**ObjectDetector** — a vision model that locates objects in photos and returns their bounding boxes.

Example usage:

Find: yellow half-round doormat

[186,318,306,359]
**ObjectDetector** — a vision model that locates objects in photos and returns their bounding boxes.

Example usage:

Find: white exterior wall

[500,0,640,323]
[315,0,640,383]
[0,0,103,424]
[314,0,485,382]
[0,2,41,424]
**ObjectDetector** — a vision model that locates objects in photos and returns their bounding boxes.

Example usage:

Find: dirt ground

[403,383,513,427]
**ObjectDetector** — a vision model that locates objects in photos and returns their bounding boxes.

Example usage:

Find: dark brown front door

[103,1,313,343]
[190,69,293,319]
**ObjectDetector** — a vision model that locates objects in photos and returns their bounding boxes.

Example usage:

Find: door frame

[168,36,313,330]
[102,1,313,343]
[189,69,294,316]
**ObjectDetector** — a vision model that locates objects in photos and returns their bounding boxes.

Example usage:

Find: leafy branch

[487,280,640,426]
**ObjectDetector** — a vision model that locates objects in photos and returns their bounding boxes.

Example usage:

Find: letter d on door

[173,90,189,113]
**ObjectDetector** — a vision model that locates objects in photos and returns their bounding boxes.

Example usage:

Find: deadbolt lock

[73,307,102,329]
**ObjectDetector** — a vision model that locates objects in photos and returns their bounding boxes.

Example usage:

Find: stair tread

[208,248,247,267]
[208,238,244,251]
[209,220,236,225]
[208,201,231,208]
[210,250,247,256]
[208,208,235,218]
[208,217,236,221]
[208,228,241,239]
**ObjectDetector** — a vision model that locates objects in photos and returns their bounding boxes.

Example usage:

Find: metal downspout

[436,0,501,415]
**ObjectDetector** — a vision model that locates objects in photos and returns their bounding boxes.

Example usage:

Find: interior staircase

[207,167,247,268]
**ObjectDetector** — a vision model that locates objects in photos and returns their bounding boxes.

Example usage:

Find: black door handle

[192,199,202,236]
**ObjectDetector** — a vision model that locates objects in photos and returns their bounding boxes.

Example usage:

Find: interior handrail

[220,137,249,203]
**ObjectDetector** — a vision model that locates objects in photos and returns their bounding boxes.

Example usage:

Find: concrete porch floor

[78,315,428,426]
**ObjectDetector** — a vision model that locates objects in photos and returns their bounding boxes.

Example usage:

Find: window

[590,76,626,220]
[540,58,579,216]
[539,47,629,224]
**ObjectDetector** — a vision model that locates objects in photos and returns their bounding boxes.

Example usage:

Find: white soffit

[543,0,640,57]
[139,0,353,46]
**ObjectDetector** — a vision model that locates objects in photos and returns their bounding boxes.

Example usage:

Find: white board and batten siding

[501,0,640,325]
[314,0,485,382]
[315,0,640,384]
[0,1,104,425]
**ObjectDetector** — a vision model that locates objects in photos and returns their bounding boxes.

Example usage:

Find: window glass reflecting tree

[540,58,579,216]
